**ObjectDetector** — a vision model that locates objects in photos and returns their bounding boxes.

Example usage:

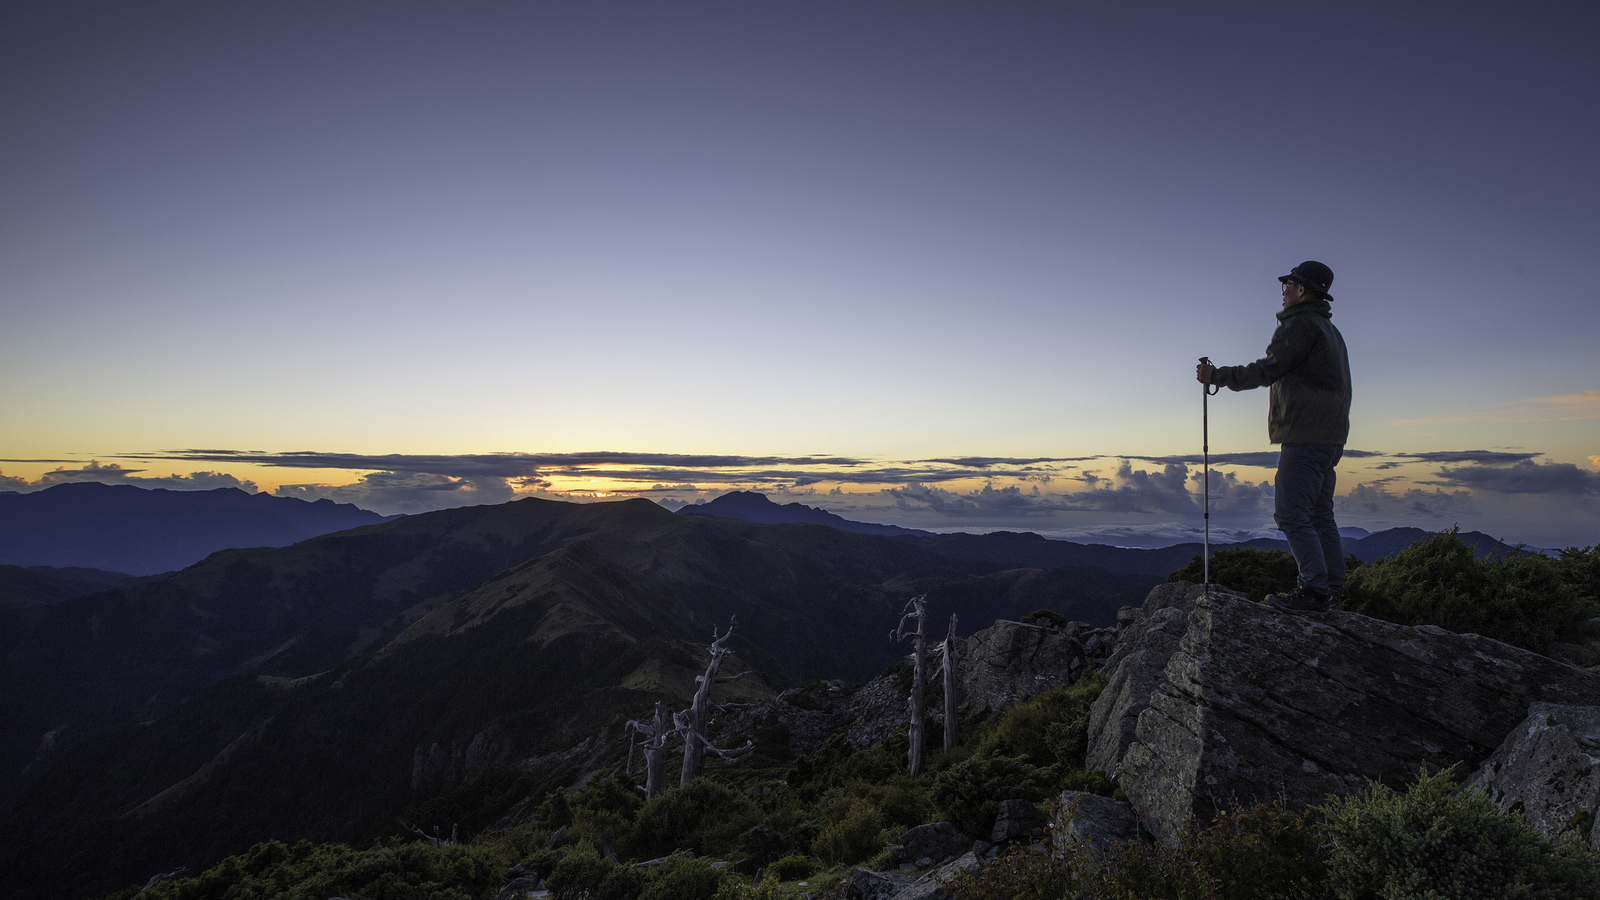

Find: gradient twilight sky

[3,3,1597,549]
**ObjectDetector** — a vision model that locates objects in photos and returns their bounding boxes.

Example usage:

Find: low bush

[1083,802,1326,900]
[545,846,613,900]
[811,794,887,865]
[928,752,1054,838]
[1321,767,1600,900]
[764,853,815,880]
[629,778,760,860]
[1167,547,1302,603]
[638,852,730,900]
[1344,530,1599,654]
[118,838,516,900]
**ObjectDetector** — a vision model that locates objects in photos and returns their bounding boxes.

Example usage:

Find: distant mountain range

[681,490,1524,571]
[0,482,392,575]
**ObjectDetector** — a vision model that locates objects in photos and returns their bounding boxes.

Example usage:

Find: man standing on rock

[1196,261,1352,613]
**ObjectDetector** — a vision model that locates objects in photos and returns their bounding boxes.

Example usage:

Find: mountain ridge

[0,482,392,575]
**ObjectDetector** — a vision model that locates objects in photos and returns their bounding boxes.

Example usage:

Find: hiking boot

[1265,585,1332,615]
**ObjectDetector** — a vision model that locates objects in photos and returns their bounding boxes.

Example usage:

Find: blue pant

[1274,443,1345,595]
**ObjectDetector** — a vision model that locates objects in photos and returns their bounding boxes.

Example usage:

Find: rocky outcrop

[1052,790,1145,862]
[989,798,1044,842]
[844,866,915,900]
[720,618,1106,760]
[959,619,1108,716]
[887,822,971,868]
[1090,582,1600,842]
[1467,703,1600,849]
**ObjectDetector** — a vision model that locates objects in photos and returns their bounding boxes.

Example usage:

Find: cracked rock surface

[1089,582,1600,842]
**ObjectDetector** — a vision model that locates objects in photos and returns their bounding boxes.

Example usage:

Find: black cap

[1279,261,1334,300]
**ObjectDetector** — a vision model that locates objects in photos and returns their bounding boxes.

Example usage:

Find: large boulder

[886,822,971,868]
[959,619,1094,716]
[989,798,1044,842]
[894,851,982,900]
[1052,790,1144,863]
[1089,583,1600,842]
[1467,703,1600,849]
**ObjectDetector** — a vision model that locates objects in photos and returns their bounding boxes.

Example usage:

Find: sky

[3,2,1597,550]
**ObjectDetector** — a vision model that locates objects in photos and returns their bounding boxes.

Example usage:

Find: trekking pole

[1199,357,1220,588]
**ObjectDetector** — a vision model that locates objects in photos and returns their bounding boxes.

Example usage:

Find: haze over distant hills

[0,482,392,575]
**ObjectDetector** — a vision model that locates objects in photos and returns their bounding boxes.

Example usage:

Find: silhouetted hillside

[0,496,1161,898]
[0,497,1152,801]
[0,483,391,575]
[679,490,933,536]
[0,565,147,607]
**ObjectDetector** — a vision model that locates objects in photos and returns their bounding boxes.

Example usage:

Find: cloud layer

[5,445,1596,547]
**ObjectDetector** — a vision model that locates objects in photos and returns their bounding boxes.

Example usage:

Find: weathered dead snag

[891,595,929,775]
[678,617,754,784]
[626,700,673,800]
[939,613,959,752]
[627,617,755,795]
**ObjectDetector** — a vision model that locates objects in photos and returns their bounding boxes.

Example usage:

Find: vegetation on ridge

[1170,529,1600,656]
[952,768,1600,900]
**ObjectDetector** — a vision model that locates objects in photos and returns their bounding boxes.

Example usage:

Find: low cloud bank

[5,446,1597,547]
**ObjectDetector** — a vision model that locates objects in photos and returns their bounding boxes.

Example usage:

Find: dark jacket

[1212,299,1351,445]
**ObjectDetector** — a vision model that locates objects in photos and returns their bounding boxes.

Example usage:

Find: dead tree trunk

[891,596,928,776]
[679,617,752,784]
[626,701,672,799]
[940,613,959,752]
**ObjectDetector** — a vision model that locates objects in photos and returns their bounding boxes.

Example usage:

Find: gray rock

[1467,703,1600,849]
[1086,583,1196,777]
[1052,790,1144,862]
[1091,583,1600,842]
[843,866,914,900]
[989,798,1042,842]
[896,851,982,900]
[960,620,1088,717]
[887,822,970,867]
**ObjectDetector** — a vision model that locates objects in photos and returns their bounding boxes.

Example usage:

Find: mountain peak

[679,491,931,537]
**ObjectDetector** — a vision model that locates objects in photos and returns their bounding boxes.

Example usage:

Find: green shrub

[786,732,902,801]
[127,838,514,900]
[630,778,760,860]
[545,846,614,900]
[1077,802,1325,900]
[1167,547,1301,602]
[929,753,1054,838]
[1344,530,1599,654]
[594,861,649,900]
[638,852,729,900]
[811,795,887,865]
[972,672,1106,769]
[765,853,815,880]
[1321,767,1600,900]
